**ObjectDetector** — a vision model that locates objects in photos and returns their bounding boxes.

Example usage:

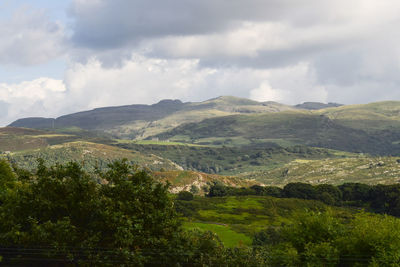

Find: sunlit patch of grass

[218,196,263,210]
[183,222,252,247]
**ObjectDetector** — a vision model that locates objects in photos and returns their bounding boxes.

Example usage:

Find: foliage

[3,159,400,265]
[0,159,179,265]
[119,142,338,175]
[205,182,400,217]
[177,191,194,201]
[254,210,400,266]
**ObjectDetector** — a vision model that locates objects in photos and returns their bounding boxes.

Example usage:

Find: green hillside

[0,127,79,152]
[116,142,351,175]
[2,141,180,172]
[154,109,400,155]
[240,156,400,186]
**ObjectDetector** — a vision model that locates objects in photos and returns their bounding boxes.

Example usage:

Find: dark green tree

[177,190,194,201]
[0,159,179,265]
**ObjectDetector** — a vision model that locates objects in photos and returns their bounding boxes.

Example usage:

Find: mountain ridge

[9,96,343,131]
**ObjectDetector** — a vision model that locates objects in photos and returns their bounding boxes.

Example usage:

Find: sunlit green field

[178,195,352,247]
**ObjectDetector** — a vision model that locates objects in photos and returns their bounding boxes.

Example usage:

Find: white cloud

[0,7,65,65]
[0,56,332,125]
[0,78,67,124]
[250,81,284,102]
[249,62,328,104]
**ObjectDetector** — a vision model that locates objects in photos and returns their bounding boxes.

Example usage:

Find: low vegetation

[241,156,400,185]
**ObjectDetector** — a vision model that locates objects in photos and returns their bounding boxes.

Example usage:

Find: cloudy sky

[1,0,400,125]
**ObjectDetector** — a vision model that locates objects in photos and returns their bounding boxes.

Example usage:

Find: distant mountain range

[10,96,339,138]
[7,96,400,155]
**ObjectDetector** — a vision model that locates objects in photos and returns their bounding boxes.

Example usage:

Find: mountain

[7,97,400,155]
[9,96,296,139]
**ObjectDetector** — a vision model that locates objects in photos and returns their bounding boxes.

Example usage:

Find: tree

[315,184,342,205]
[207,181,228,197]
[177,190,194,201]
[282,182,317,200]
[0,159,179,265]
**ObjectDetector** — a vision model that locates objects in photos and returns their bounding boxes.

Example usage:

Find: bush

[282,182,317,199]
[177,190,194,201]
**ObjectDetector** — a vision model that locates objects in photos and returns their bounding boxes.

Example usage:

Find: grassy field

[178,195,352,247]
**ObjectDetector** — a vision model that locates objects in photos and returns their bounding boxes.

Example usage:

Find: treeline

[206,182,400,217]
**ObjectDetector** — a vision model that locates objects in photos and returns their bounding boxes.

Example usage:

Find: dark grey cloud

[69,0,336,49]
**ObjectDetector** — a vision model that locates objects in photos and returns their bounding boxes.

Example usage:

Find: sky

[1,0,400,125]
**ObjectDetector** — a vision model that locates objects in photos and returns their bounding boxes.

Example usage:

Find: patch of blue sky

[0,57,66,83]
[0,0,70,22]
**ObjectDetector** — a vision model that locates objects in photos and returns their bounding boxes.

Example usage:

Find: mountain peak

[154,99,183,106]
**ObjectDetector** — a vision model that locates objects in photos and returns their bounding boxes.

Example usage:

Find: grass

[176,195,352,247]
[183,222,252,247]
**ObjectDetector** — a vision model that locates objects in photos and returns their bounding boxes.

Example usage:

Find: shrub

[177,190,194,201]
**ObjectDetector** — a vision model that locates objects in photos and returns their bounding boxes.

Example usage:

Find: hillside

[153,110,400,155]
[0,127,259,189]
[2,141,181,172]
[0,127,80,152]
[117,142,352,175]
[295,101,343,110]
[320,101,400,132]
[240,156,400,186]
[153,170,259,194]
